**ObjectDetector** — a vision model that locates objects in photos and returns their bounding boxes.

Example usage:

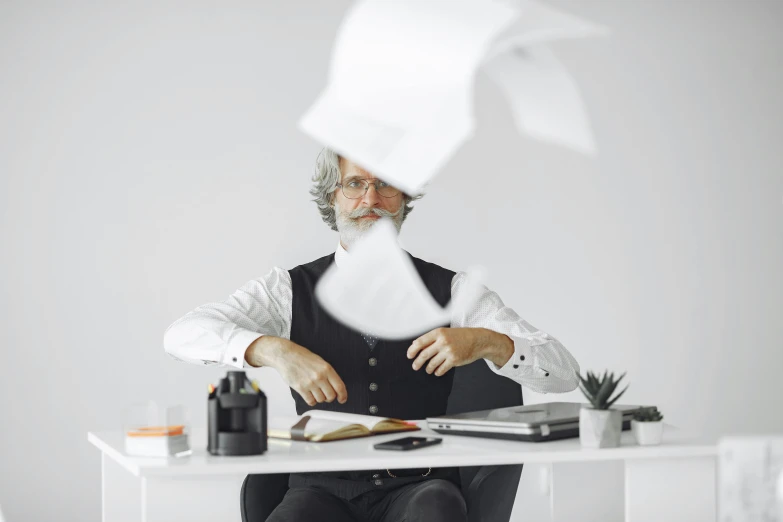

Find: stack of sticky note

[124,424,190,457]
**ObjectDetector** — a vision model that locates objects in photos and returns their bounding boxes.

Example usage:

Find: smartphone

[374,436,443,451]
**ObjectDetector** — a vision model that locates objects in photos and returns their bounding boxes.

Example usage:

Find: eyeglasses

[336,179,401,199]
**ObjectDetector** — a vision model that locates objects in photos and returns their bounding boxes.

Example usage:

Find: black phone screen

[374,436,443,451]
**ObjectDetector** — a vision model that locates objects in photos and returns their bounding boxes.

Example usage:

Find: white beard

[334,202,404,250]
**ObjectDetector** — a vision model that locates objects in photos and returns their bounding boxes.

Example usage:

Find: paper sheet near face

[315,218,485,340]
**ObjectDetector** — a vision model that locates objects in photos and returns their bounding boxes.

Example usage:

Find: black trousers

[266,479,468,522]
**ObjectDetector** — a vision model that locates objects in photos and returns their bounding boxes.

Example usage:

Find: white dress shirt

[164,244,581,394]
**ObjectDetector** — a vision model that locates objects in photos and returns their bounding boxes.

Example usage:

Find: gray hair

[310,148,420,231]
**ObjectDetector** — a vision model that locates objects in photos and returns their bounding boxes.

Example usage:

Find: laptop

[426,402,659,442]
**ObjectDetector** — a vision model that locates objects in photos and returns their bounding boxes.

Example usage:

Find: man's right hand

[244,336,348,407]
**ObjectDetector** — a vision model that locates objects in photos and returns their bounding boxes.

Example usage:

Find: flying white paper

[486,0,608,60]
[321,0,516,127]
[302,86,474,198]
[315,219,486,340]
[299,0,608,195]
[484,45,596,155]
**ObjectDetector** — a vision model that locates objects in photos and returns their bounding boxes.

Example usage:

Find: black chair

[240,360,524,522]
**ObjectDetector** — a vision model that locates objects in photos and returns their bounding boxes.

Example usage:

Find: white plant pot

[579,407,622,448]
[631,420,664,446]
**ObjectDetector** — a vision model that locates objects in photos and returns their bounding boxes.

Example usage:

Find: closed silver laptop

[426,402,658,442]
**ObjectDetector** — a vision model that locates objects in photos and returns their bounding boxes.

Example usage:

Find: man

[164,148,581,522]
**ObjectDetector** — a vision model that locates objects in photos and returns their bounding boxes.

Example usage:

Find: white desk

[88,424,717,522]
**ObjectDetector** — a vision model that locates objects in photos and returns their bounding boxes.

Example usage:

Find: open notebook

[268,410,420,442]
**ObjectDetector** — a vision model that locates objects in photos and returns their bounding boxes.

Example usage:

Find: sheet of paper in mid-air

[301,86,474,199]
[483,45,596,155]
[300,0,515,196]
[299,0,608,195]
[314,219,486,340]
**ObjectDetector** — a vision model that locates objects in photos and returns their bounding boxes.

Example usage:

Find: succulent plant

[578,370,628,410]
[632,409,664,422]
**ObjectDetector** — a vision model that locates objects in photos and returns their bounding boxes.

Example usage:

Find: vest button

[369,357,377,367]
[372,473,380,479]
[374,479,383,486]
[369,382,378,392]
[369,405,379,414]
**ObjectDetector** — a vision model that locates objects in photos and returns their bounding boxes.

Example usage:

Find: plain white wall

[2,1,782,521]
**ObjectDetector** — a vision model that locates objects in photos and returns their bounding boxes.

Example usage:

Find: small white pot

[579,407,622,448]
[631,420,664,446]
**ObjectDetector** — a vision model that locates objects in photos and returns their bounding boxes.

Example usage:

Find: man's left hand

[407,327,514,377]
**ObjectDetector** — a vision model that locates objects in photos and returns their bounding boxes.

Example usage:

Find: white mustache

[347,206,402,219]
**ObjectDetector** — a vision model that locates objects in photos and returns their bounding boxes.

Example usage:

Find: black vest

[289,253,457,420]
[287,253,461,499]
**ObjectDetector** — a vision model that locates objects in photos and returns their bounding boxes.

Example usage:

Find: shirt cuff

[222,330,264,369]
[484,335,534,378]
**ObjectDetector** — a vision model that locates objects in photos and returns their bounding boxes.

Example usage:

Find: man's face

[332,158,405,248]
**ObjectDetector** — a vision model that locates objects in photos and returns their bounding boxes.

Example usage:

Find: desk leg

[140,475,244,522]
[624,456,716,522]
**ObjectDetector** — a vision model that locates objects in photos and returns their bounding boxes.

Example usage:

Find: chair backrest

[241,359,524,522]
[448,358,524,413]
[446,359,524,494]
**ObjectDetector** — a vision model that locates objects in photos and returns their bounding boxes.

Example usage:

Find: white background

[1,1,782,521]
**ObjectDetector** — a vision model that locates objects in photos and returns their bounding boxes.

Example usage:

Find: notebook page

[306,410,400,431]
[268,416,355,438]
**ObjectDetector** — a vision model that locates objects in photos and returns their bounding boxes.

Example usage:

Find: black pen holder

[207,370,267,456]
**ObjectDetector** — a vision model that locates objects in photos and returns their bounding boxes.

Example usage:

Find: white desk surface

[89,422,717,478]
